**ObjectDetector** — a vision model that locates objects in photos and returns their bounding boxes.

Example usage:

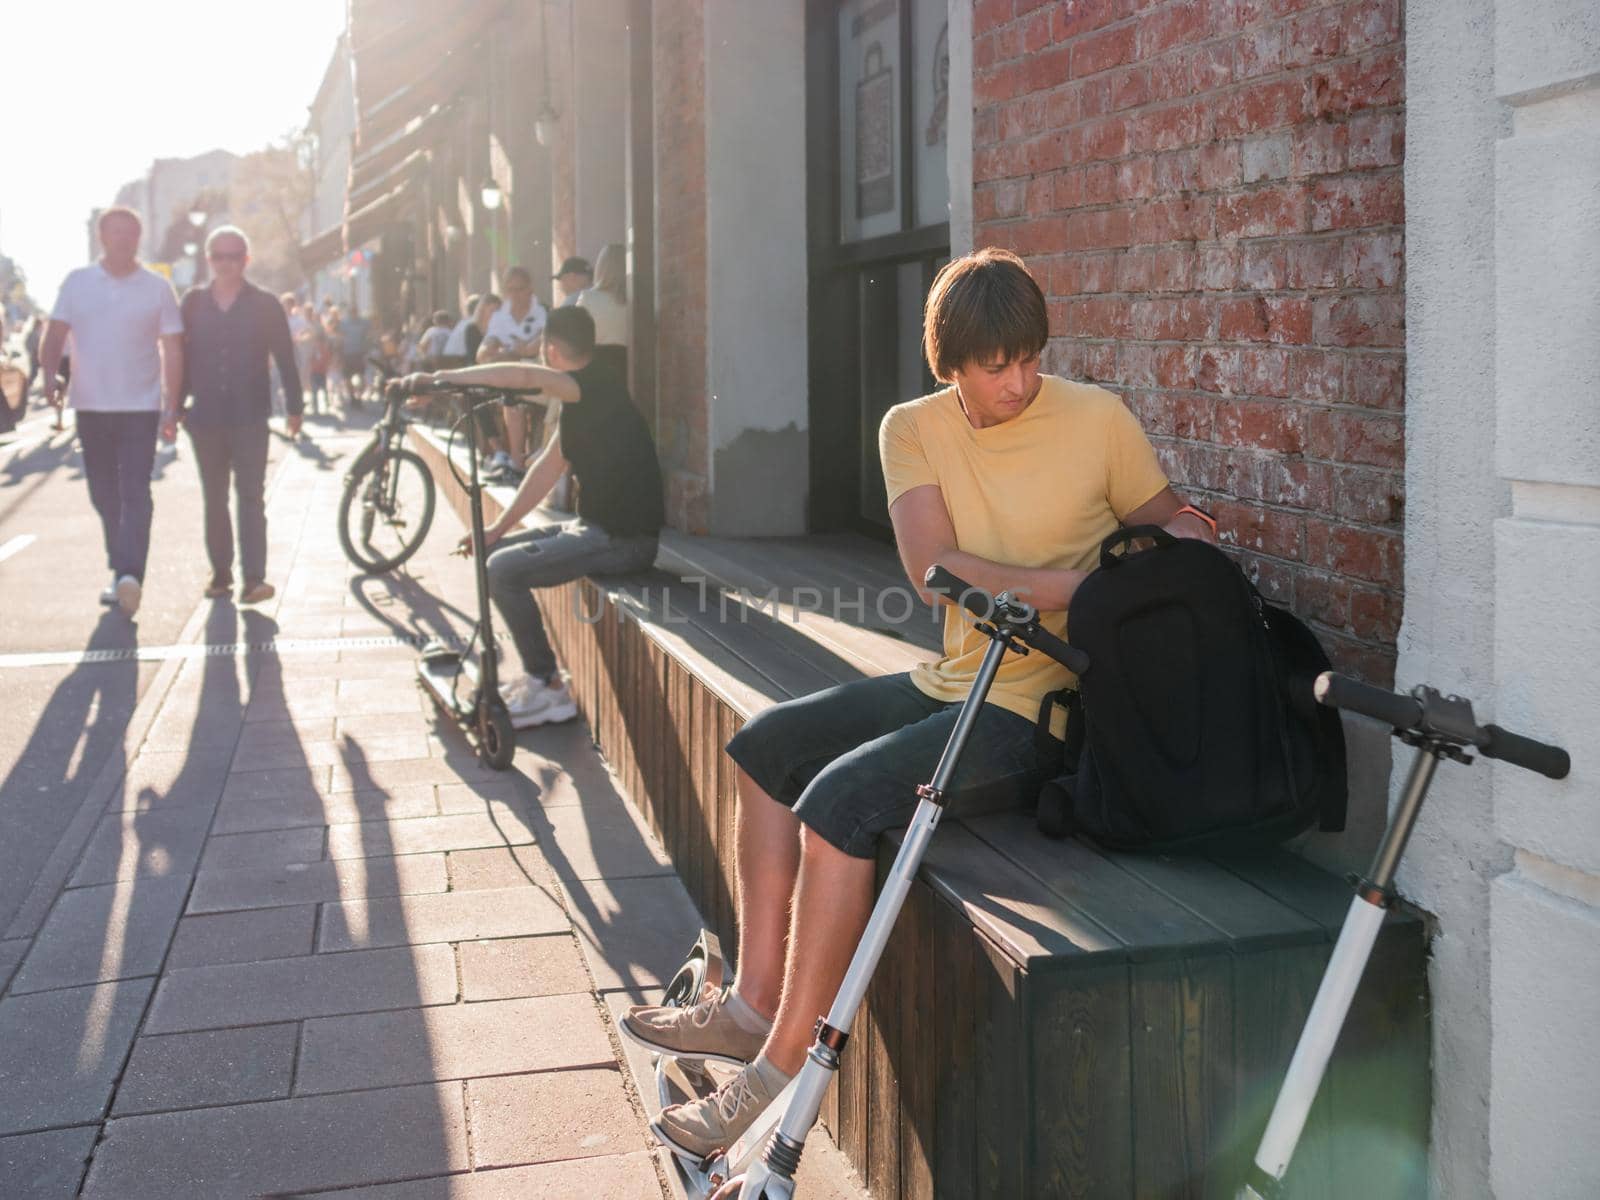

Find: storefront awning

[347,148,430,218]
[345,181,418,250]
[349,0,504,151]
[298,224,344,274]
[348,104,452,196]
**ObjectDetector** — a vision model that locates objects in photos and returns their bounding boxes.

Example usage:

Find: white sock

[723,987,774,1036]
[750,1053,792,1096]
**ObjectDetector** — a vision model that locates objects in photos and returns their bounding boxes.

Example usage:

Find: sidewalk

[0,425,865,1198]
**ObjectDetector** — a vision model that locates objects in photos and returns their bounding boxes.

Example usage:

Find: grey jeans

[486,519,658,679]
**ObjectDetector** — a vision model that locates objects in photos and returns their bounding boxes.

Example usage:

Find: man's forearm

[39,324,66,391]
[161,344,183,412]
[493,448,566,532]
[925,549,1085,613]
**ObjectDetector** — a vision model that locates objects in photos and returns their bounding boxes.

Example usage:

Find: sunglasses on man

[208,249,246,263]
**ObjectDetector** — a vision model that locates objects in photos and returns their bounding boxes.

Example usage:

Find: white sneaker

[115,574,141,616]
[502,676,579,729]
[487,451,513,472]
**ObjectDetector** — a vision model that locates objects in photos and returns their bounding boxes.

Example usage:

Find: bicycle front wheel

[337,447,436,573]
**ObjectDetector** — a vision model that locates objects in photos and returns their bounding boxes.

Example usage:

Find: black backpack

[1034,526,1346,854]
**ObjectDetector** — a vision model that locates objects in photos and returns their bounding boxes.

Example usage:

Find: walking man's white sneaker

[114,574,141,616]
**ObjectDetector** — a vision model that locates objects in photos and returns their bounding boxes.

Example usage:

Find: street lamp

[187,207,206,229]
[183,241,199,258]
[480,175,502,211]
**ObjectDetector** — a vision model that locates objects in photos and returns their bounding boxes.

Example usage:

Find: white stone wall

[1403,2,1599,1196]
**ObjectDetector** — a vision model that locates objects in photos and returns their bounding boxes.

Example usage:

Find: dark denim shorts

[725,673,1044,859]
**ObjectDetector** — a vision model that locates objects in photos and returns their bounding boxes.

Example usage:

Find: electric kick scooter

[1239,672,1570,1199]
[386,377,546,771]
[651,565,1088,1200]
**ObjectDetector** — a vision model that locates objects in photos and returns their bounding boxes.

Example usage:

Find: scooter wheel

[478,703,516,770]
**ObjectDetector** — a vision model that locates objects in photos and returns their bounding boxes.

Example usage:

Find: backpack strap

[1034,687,1083,840]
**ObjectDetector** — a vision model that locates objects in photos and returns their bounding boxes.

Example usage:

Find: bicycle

[336,355,437,573]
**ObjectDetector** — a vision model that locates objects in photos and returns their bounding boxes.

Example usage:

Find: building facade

[300,4,1599,1192]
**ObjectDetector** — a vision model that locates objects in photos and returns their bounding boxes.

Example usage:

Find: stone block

[1495,123,1600,487]
[459,934,592,1001]
[288,1152,661,1198]
[315,885,568,952]
[220,765,333,805]
[0,938,30,993]
[112,1023,297,1115]
[188,853,449,913]
[211,782,440,835]
[328,755,500,794]
[112,748,235,812]
[1496,0,1600,98]
[10,876,189,993]
[198,826,326,873]
[467,1067,645,1167]
[0,979,155,1133]
[166,905,316,969]
[565,874,704,994]
[0,1126,97,1198]
[326,812,537,860]
[69,805,213,886]
[445,846,555,892]
[144,943,457,1033]
[533,798,675,882]
[82,1083,469,1198]
[295,993,614,1094]
[1490,868,1600,1199]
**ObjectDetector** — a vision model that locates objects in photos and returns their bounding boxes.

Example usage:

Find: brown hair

[922,247,1048,382]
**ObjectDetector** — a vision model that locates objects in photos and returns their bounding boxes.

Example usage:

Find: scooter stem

[464,405,499,697]
[749,634,1012,1195]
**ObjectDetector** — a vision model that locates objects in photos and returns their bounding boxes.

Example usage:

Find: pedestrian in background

[553,256,591,308]
[39,206,183,617]
[478,267,547,479]
[339,305,372,407]
[578,243,629,378]
[179,225,302,605]
[417,310,453,368]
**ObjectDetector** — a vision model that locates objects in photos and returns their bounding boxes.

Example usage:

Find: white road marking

[0,633,461,671]
[0,534,37,564]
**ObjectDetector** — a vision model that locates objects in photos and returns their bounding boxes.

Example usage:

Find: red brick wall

[653,0,710,532]
[974,0,1405,682]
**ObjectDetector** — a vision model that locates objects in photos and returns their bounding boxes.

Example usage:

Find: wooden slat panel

[974,933,1025,1200]
[1106,852,1326,953]
[1029,963,1134,1198]
[931,886,977,1199]
[716,704,742,954]
[898,870,936,1200]
[1129,955,1235,1200]
[868,864,903,1200]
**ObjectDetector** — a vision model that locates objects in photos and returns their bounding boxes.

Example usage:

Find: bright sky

[0,0,347,311]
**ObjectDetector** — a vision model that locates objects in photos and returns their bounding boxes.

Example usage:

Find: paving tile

[290,1152,662,1198]
[468,1067,645,1168]
[10,876,189,993]
[296,993,614,1094]
[212,782,440,835]
[565,874,705,995]
[326,812,537,860]
[198,826,325,873]
[166,905,316,969]
[435,777,545,815]
[316,885,568,952]
[188,853,449,914]
[459,935,592,1001]
[532,800,675,882]
[0,979,155,1134]
[337,711,445,739]
[82,1082,469,1198]
[112,1023,297,1115]
[141,706,245,753]
[445,846,555,892]
[233,717,338,754]
[112,747,235,811]
[0,938,30,993]
[144,944,457,1033]
[0,1125,97,1198]
[69,804,214,886]
[329,755,501,794]
[245,691,342,721]
[234,732,440,774]
[220,764,333,804]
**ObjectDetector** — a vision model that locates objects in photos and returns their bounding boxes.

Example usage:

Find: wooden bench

[411,426,1432,1199]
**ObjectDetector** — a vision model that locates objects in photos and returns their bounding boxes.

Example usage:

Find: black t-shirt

[558,358,665,537]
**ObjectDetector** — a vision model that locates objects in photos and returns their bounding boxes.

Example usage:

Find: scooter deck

[417,651,478,719]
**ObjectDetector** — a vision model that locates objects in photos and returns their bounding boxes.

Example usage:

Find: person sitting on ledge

[619,247,1220,1160]
[406,304,664,728]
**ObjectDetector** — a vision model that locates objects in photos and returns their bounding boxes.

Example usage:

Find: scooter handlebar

[1479,724,1570,780]
[923,564,1089,675]
[1315,672,1570,780]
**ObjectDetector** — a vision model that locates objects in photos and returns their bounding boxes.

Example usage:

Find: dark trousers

[77,410,159,582]
[187,421,270,587]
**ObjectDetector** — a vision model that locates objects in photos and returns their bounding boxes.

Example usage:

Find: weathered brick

[1313,294,1404,347]
[1304,518,1402,582]
[1309,408,1404,467]
[1281,7,1344,67]
[1285,236,1343,288]
[1342,230,1403,288]
[1332,463,1406,525]
[1347,111,1404,168]
[1310,173,1403,231]
[1216,184,1308,238]
[1310,49,1404,117]
[1240,242,1289,289]
[1345,352,1404,409]
[1073,21,1139,78]
[1219,295,1313,343]
[1350,586,1403,642]
[1292,121,1348,176]
[1214,79,1306,137]
[1289,348,1344,401]
[1341,0,1402,54]
[1214,398,1307,453]
[1213,498,1305,558]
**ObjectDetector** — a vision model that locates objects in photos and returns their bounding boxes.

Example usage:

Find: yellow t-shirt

[878,374,1169,728]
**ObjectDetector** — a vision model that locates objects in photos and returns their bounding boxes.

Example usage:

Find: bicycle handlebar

[385,376,544,400]
[1314,671,1570,779]
[924,564,1088,676]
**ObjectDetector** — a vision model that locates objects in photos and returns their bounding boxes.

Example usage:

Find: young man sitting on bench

[620,247,1218,1159]
[414,304,665,728]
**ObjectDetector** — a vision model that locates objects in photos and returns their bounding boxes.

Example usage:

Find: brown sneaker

[651,1058,784,1162]
[618,987,766,1067]
[239,581,276,605]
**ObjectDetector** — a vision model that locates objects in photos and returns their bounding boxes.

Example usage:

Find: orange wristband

[1174,504,1218,536]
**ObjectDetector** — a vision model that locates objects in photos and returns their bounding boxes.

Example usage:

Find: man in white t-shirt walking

[40,207,184,616]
